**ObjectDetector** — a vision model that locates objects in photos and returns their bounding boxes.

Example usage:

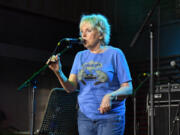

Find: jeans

[77,110,125,135]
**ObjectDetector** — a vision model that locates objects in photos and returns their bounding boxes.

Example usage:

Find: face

[80,21,103,50]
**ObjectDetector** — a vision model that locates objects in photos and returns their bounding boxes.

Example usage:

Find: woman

[47,14,133,135]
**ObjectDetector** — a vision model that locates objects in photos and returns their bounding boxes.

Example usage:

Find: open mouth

[82,39,87,45]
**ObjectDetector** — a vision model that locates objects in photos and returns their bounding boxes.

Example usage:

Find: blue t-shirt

[70,46,132,120]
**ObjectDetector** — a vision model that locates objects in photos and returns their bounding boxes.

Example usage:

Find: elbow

[64,81,77,93]
[128,83,133,95]
[65,87,76,93]
[128,87,133,95]
[66,90,72,93]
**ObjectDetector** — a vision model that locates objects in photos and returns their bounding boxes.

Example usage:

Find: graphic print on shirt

[78,60,108,85]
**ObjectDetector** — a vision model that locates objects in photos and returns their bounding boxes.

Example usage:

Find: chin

[83,44,89,48]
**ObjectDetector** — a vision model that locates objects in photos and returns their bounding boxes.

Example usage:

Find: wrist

[59,71,68,82]
[54,69,62,74]
[107,94,117,101]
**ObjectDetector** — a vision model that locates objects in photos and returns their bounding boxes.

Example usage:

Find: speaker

[154,104,180,135]
[38,88,79,135]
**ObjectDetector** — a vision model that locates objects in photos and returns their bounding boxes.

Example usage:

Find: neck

[89,45,105,54]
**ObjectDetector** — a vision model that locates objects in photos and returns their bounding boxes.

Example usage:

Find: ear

[99,33,104,40]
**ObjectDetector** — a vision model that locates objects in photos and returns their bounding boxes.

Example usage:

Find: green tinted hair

[79,14,111,45]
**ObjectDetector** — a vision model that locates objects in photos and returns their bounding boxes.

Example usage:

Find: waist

[78,99,126,120]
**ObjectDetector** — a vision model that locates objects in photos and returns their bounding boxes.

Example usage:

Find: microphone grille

[79,37,85,44]
[78,37,83,41]
[170,60,176,67]
[154,71,160,76]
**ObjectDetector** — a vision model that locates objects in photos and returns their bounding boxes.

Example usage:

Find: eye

[87,29,92,33]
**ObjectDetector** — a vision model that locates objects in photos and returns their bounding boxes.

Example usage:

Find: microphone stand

[149,23,155,135]
[129,0,160,135]
[133,75,150,135]
[170,102,180,135]
[17,43,73,135]
[168,83,172,135]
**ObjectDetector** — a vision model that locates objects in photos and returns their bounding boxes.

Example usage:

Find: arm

[54,72,77,93]
[47,55,77,93]
[99,49,133,114]
[108,81,133,100]
[99,81,133,114]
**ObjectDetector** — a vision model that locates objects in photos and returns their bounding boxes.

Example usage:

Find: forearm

[54,71,77,93]
[107,82,133,100]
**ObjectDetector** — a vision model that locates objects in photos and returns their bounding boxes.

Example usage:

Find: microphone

[141,71,160,77]
[137,71,160,83]
[170,60,180,71]
[57,37,84,46]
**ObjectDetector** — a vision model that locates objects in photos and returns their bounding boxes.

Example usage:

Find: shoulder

[75,50,89,57]
[77,50,89,55]
[107,46,124,55]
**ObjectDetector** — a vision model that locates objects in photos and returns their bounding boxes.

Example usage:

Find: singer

[47,14,133,135]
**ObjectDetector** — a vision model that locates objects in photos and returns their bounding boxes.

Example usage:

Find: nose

[81,32,86,38]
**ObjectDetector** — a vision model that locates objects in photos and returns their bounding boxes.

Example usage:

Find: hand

[46,55,62,73]
[98,94,112,114]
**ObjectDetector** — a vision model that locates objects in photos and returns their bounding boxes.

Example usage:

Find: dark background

[0,0,180,134]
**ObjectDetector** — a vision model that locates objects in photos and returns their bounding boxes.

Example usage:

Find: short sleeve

[115,49,132,84]
[70,52,80,75]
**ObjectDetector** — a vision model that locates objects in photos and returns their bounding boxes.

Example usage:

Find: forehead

[80,21,94,30]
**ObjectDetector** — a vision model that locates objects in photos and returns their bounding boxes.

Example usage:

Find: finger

[47,55,58,65]
[102,107,109,114]
[99,107,104,114]
[55,55,58,60]
[48,63,55,70]
[99,106,106,114]
[102,106,109,112]
[101,103,110,108]
[46,59,50,65]
[100,106,110,113]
